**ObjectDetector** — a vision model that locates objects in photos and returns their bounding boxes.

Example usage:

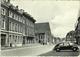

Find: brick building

[1,0,36,47]
[35,22,53,45]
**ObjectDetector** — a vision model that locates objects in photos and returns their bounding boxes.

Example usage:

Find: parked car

[53,42,79,52]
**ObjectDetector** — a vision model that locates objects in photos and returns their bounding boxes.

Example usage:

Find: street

[1,45,54,56]
[1,44,80,56]
[39,50,79,56]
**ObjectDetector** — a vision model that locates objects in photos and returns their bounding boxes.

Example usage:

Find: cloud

[52,26,74,38]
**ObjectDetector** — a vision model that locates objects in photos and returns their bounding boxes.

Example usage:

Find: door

[23,37,25,44]
[1,34,6,46]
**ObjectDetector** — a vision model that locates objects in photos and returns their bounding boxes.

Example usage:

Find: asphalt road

[1,45,54,56]
[39,50,79,56]
[1,44,80,56]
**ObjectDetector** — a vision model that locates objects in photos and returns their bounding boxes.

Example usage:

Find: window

[11,22,12,31]
[14,14,18,20]
[12,13,14,18]
[16,36,17,42]
[19,25,20,33]
[14,14,16,20]
[20,27,22,33]
[15,24,17,32]
[7,37,9,43]
[22,19,24,23]
[18,24,19,32]
[59,43,64,46]
[9,22,11,31]
[9,35,11,43]
[9,11,13,18]
[1,8,6,15]
[12,23,14,31]
[2,19,5,29]
[18,16,20,21]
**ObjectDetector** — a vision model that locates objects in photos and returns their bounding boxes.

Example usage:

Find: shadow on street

[39,50,79,56]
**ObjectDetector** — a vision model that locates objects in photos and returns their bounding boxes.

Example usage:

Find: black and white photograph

[0,0,80,57]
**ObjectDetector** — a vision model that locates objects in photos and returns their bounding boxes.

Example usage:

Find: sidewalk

[1,43,43,50]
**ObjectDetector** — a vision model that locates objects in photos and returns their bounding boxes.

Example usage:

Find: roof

[35,22,51,33]
[1,1,36,23]
[23,12,36,23]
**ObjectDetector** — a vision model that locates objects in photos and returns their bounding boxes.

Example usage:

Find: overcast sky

[11,0,80,38]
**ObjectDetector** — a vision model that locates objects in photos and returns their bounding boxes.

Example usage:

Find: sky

[11,0,80,38]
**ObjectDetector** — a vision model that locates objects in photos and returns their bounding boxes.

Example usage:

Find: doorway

[1,34,6,46]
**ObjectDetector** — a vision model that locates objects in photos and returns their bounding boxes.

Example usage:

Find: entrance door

[23,37,25,44]
[1,34,6,46]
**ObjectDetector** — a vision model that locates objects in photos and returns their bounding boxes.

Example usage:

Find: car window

[69,43,73,45]
[64,43,69,46]
[59,43,63,46]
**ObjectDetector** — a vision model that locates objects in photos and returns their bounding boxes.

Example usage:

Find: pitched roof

[35,22,51,33]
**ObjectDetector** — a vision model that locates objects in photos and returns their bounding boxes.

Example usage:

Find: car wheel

[56,48,60,52]
[73,48,77,52]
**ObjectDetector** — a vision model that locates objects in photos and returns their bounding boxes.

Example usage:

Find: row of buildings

[66,9,80,44]
[1,0,53,47]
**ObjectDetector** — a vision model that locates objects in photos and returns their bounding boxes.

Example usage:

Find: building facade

[66,31,76,43]
[35,22,53,45]
[23,12,36,45]
[1,0,36,47]
[75,10,80,44]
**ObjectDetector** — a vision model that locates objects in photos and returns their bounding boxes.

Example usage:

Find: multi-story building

[66,31,76,43]
[1,0,36,47]
[35,22,53,45]
[23,12,36,45]
[75,10,80,44]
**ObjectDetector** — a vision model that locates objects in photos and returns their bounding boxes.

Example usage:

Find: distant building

[66,31,76,43]
[54,37,61,44]
[1,0,36,47]
[35,22,53,45]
